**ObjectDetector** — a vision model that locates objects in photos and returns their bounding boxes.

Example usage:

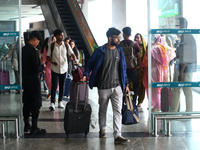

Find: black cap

[29,30,43,41]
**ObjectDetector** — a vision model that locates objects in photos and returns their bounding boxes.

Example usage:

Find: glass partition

[0,0,23,137]
[148,0,200,135]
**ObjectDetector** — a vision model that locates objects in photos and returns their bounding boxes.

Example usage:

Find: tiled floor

[1,87,200,150]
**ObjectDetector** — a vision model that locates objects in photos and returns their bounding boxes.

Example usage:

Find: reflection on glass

[171,17,197,112]
[0,0,22,136]
[3,37,24,88]
[151,34,169,111]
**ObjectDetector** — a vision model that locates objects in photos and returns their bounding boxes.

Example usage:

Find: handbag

[122,93,139,125]
[72,66,91,83]
[72,67,84,83]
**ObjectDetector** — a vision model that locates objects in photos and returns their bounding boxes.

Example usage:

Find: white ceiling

[0,5,43,20]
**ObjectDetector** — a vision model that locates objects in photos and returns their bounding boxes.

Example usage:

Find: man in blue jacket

[83,27,130,144]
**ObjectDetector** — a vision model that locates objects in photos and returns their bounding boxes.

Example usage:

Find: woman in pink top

[42,36,59,100]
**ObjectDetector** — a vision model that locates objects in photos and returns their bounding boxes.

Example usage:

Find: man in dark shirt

[120,27,143,105]
[22,30,47,134]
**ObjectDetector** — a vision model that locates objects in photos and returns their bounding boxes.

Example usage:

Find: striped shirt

[98,47,120,89]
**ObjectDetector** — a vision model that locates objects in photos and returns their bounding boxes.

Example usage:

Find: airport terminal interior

[1,0,200,149]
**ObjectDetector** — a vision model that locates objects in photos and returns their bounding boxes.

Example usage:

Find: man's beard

[111,40,119,46]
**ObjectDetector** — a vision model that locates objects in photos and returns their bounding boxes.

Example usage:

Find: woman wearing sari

[161,35,176,82]
[134,33,147,107]
[142,35,169,111]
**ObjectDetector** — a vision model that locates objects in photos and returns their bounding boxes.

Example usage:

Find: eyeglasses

[112,36,121,40]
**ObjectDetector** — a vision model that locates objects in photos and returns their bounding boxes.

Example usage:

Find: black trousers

[127,69,139,104]
[51,71,66,103]
[23,75,41,129]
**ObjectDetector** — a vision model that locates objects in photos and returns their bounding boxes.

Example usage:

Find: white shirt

[47,41,74,74]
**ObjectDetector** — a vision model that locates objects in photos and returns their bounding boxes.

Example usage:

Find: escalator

[40,0,98,63]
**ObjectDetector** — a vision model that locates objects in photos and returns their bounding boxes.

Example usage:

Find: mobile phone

[45,62,48,65]
[53,62,58,65]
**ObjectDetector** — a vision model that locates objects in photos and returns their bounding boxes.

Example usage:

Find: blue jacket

[84,44,128,90]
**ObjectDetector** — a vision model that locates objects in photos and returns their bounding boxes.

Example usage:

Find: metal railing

[0,118,19,138]
[154,115,200,137]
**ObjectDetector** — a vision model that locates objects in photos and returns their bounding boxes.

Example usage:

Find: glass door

[0,0,23,137]
[148,0,200,136]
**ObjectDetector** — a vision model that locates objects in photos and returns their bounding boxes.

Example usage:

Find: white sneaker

[49,103,55,111]
[58,101,65,108]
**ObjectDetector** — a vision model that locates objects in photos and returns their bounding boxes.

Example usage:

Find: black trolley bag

[161,63,173,112]
[64,81,91,137]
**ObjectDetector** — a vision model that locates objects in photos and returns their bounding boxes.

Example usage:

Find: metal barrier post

[15,118,19,138]
[1,122,6,138]
[166,120,171,137]
[154,117,158,137]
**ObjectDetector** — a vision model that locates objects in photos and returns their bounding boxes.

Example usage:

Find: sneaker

[58,101,64,108]
[30,127,47,135]
[99,129,107,138]
[49,103,55,111]
[114,136,130,144]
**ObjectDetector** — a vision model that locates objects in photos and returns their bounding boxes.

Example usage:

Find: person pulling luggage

[82,27,130,144]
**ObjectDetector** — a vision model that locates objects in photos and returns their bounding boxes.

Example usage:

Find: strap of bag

[126,94,133,112]
[119,42,125,47]
[133,113,139,123]
[128,41,135,48]
[120,41,135,48]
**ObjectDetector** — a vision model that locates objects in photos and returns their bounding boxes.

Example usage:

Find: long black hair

[69,39,79,59]
[40,37,49,53]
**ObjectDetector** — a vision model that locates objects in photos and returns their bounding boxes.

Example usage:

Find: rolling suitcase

[0,60,10,94]
[70,81,89,103]
[63,74,71,97]
[161,87,173,112]
[64,81,91,137]
[161,64,172,112]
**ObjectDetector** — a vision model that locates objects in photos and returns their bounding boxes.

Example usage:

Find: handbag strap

[126,95,133,112]
[132,113,139,123]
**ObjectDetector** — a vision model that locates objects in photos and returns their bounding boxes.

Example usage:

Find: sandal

[47,93,51,100]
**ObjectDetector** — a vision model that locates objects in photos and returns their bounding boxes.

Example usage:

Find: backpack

[119,41,137,69]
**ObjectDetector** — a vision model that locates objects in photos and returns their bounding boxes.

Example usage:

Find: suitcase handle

[1,60,6,72]
[74,80,89,112]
